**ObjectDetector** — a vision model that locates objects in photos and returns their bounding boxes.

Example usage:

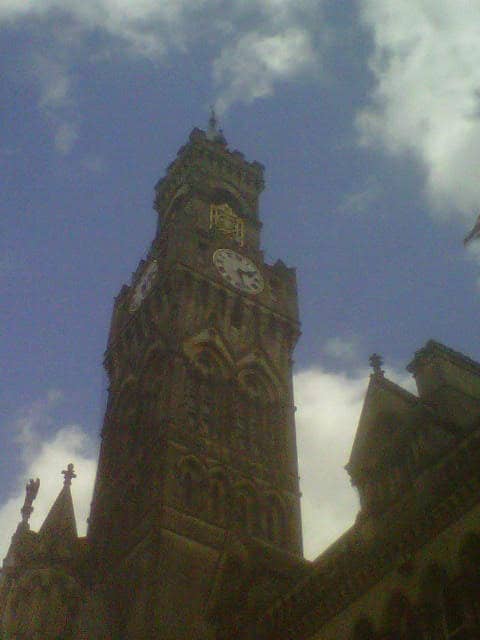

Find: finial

[62,463,77,487]
[208,105,218,133]
[369,353,385,377]
[20,478,40,527]
[206,106,227,144]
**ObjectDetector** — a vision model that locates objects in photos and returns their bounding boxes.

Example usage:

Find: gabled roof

[346,372,426,477]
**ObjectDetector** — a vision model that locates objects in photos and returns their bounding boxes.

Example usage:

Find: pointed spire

[39,463,78,541]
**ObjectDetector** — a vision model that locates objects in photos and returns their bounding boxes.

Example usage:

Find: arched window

[177,457,204,513]
[210,188,243,217]
[183,470,194,508]
[235,365,279,457]
[385,592,421,640]
[163,191,189,229]
[459,532,480,629]
[184,351,216,438]
[183,343,231,442]
[265,495,286,544]
[237,493,248,530]
[420,564,467,640]
[230,297,243,330]
[459,532,480,582]
[140,345,170,421]
[207,471,229,525]
[198,279,210,308]
[111,379,138,463]
[235,485,260,536]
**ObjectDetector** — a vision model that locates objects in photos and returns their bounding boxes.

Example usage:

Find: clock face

[213,249,264,294]
[130,260,158,312]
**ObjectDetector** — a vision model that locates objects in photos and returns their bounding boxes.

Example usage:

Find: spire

[206,105,227,145]
[39,463,78,541]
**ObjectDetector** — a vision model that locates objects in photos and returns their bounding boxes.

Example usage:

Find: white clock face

[130,261,158,312]
[213,249,264,294]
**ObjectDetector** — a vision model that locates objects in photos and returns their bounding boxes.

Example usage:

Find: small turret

[407,340,480,429]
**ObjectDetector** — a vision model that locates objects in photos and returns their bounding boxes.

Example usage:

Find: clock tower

[87,121,303,638]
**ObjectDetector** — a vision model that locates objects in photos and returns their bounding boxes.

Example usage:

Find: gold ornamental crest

[210,203,244,245]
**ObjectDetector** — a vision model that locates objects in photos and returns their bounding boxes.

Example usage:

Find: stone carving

[20,477,40,527]
[62,463,76,487]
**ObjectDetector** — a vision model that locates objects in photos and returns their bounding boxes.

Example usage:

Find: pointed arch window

[141,346,170,419]
[207,472,229,525]
[183,470,194,509]
[178,457,204,513]
[265,495,286,544]
[237,493,248,530]
[183,343,231,442]
[459,533,480,629]
[235,486,260,536]
[385,592,421,640]
[421,566,468,640]
[235,367,279,457]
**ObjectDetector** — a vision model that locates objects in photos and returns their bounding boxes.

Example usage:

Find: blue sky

[2,0,480,560]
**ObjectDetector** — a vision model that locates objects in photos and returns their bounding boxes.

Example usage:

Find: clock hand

[237,268,256,278]
[236,269,247,285]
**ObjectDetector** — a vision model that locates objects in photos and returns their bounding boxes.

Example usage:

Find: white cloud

[358,1,480,221]
[295,367,365,559]
[213,28,316,114]
[82,155,107,174]
[324,335,361,362]
[0,0,325,147]
[464,240,480,290]
[54,121,79,154]
[29,53,79,154]
[337,177,382,216]
[0,392,97,561]
[33,54,72,110]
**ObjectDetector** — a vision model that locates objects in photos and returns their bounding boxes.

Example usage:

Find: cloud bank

[358,1,480,221]
[295,367,364,559]
[4,0,479,236]
[1,0,323,150]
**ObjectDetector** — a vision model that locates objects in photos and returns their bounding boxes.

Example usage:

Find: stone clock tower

[4,119,480,640]
[87,120,305,639]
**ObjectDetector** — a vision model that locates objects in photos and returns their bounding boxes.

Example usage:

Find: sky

[2,0,480,562]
